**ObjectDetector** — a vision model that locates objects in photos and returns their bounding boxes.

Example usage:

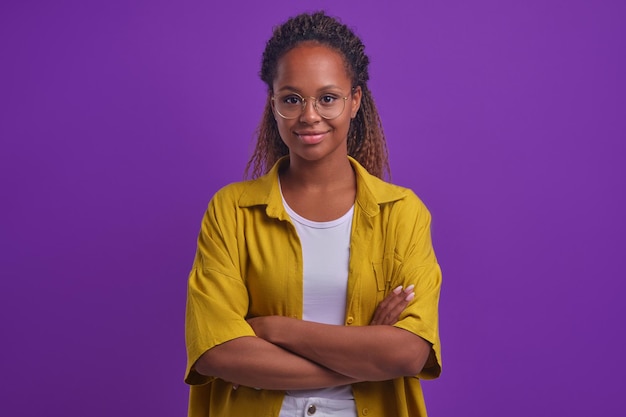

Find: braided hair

[245,11,390,179]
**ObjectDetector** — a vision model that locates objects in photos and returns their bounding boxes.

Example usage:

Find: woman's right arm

[191,286,411,391]
[193,287,413,390]
[193,336,359,390]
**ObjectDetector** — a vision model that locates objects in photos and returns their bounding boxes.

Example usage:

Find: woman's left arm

[247,287,432,381]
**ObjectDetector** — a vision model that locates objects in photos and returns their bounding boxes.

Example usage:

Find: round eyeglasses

[272,92,349,120]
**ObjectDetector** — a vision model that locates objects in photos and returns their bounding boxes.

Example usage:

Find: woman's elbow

[193,350,217,377]
[401,354,428,376]
[194,345,231,377]
[396,335,431,376]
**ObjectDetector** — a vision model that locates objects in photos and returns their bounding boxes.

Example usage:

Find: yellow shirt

[185,157,442,417]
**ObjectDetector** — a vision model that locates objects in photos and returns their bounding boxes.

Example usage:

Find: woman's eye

[319,95,337,105]
[283,96,301,105]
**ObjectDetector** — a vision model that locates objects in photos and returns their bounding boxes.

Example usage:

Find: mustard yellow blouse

[185,157,442,417]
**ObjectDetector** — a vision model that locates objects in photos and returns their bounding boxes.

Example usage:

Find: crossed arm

[193,285,432,390]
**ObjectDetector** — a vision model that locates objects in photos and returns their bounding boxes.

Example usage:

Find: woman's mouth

[295,131,328,145]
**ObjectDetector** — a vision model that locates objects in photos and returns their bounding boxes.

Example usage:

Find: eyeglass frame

[271,89,356,120]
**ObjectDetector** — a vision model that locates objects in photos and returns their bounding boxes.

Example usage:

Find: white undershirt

[280,186,355,401]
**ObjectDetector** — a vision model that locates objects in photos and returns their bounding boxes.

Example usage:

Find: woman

[185,11,442,417]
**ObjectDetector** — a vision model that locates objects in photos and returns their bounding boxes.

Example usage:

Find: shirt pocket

[372,255,401,296]
[372,261,388,294]
[359,255,403,321]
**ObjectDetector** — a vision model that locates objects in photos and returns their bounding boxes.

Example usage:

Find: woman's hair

[245,11,390,179]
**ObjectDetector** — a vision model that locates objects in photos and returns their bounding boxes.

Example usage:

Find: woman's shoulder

[358,169,425,206]
[351,157,424,206]
[209,173,275,207]
[382,181,429,213]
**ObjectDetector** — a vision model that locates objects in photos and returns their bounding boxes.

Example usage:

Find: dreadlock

[245,11,390,179]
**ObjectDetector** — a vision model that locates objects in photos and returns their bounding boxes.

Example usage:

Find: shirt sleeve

[391,193,442,379]
[184,189,256,385]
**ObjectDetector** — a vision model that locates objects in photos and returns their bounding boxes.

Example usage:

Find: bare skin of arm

[194,336,359,390]
[194,286,423,389]
[248,286,432,381]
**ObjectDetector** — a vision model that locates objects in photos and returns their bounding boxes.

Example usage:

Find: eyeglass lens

[274,93,347,119]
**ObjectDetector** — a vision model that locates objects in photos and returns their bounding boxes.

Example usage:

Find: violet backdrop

[1,0,624,416]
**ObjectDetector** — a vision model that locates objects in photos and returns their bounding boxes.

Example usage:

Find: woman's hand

[247,315,289,342]
[240,284,429,381]
[247,284,415,336]
[369,285,415,325]
[246,316,271,339]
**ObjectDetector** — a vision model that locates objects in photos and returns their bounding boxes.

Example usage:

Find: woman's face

[271,43,361,165]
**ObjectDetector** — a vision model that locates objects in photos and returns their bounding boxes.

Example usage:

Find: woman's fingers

[370,285,415,325]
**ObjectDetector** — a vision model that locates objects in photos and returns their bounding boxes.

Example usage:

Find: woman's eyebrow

[275,84,345,93]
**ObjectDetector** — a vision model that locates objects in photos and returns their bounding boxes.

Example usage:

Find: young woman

[185,11,442,417]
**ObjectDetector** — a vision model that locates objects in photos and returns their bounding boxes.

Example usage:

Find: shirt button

[362,408,369,415]
[307,404,316,415]
[346,316,354,324]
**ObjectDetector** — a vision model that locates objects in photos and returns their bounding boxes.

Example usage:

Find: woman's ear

[269,92,278,120]
[350,86,362,119]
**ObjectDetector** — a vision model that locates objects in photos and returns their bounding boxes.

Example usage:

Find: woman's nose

[299,98,321,123]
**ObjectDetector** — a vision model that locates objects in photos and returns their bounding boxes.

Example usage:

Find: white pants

[278,396,357,417]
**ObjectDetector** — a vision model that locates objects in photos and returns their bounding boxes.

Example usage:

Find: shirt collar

[238,156,407,219]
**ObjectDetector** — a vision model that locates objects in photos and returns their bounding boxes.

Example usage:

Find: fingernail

[405,292,415,301]
[404,284,415,292]
[393,285,403,295]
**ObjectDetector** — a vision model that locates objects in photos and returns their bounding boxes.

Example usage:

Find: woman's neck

[279,155,357,222]
[281,155,355,191]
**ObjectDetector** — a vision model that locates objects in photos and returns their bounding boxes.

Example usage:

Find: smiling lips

[295,130,329,145]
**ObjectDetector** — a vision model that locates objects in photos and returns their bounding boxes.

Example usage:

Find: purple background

[1,1,624,416]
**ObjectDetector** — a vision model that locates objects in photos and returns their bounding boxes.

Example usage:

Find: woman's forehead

[273,43,352,92]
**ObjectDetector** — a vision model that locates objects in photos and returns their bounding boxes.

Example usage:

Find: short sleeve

[184,191,256,385]
[391,194,442,379]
